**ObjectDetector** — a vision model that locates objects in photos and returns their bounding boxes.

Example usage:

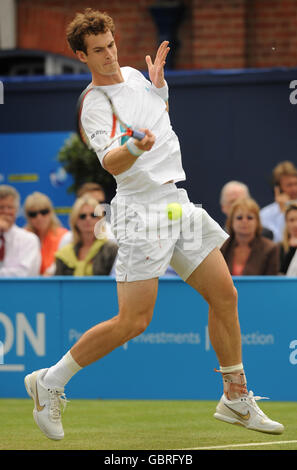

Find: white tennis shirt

[81,67,186,196]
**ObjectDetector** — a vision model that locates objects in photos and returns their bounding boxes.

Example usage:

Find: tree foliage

[57,133,115,198]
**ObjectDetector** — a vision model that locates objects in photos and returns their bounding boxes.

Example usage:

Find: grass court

[1,398,296,451]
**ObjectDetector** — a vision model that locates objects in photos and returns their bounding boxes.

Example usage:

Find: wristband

[151,81,169,102]
[126,137,144,157]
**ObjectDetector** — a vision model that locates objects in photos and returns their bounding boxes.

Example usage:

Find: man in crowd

[0,185,41,277]
[260,161,297,242]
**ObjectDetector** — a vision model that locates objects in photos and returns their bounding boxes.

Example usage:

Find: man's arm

[103,128,155,176]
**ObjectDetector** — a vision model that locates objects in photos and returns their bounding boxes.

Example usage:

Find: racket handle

[131,130,146,141]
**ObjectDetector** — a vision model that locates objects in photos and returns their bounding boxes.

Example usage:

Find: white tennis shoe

[214,391,284,434]
[24,368,68,440]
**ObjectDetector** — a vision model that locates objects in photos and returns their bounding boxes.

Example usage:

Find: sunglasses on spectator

[235,215,255,221]
[78,213,98,220]
[27,208,51,218]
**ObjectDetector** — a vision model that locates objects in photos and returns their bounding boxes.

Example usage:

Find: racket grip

[132,130,146,141]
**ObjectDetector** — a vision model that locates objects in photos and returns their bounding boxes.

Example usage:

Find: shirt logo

[90,130,109,140]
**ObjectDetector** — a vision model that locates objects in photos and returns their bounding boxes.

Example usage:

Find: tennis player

[24,8,284,440]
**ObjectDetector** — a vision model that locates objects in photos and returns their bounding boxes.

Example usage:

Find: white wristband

[151,81,169,102]
[126,138,144,157]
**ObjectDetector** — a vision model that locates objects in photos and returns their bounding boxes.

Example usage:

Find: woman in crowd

[24,192,68,275]
[221,197,279,275]
[55,195,118,276]
[279,203,297,274]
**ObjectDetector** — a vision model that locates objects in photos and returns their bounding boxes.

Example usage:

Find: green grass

[0,399,296,450]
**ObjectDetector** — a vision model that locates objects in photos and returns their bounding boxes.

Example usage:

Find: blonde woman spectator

[221,198,279,275]
[55,196,117,276]
[279,204,297,274]
[59,182,115,249]
[24,192,68,275]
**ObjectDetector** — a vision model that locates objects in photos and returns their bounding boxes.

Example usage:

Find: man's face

[0,196,17,231]
[279,175,297,201]
[221,187,248,216]
[77,30,119,76]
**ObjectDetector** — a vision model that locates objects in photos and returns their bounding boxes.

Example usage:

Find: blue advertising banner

[0,277,296,401]
[0,279,62,397]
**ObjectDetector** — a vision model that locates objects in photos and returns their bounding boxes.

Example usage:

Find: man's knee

[118,307,153,340]
[133,314,151,337]
[208,284,238,313]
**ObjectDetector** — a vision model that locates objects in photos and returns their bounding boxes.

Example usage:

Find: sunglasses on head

[78,212,98,220]
[27,208,50,218]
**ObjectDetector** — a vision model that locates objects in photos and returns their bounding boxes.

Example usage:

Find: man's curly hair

[66,8,115,54]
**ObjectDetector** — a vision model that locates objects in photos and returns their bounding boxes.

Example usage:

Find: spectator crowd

[1,160,297,278]
[0,182,118,278]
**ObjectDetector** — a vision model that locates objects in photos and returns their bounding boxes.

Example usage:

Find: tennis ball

[167,202,182,220]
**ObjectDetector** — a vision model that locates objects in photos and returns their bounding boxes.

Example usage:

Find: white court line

[180,440,297,450]
[0,364,25,371]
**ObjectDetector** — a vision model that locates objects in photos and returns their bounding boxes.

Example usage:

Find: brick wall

[246,0,297,68]
[16,0,297,70]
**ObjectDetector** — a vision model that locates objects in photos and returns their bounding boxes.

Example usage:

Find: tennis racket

[76,87,145,151]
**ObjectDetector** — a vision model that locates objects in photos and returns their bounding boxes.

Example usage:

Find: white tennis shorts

[111,183,229,282]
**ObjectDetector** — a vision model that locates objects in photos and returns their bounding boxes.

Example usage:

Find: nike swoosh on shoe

[224,403,251,421]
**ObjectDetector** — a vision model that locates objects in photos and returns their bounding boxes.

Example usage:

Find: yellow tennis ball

[167,202,182,220]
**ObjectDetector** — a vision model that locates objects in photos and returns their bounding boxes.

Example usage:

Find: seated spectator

[220,180,273,239]
[279,204,297,274]
[55,195,118,276]
[260,161,297,242]
[220,181,251,217]
[59,182,114,249]
[286,249,297,276]
[221,197,279,275]
[24,192,68,275]
[0,185,41,277]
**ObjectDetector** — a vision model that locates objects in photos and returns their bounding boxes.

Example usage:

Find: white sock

[219,362,244,374]
[43,351,82,389]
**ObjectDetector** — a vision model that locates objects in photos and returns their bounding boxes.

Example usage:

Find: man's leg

[25,278,159,440]
[185,247,284,434]
[186,247,242,370]
[70,278,158,367]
